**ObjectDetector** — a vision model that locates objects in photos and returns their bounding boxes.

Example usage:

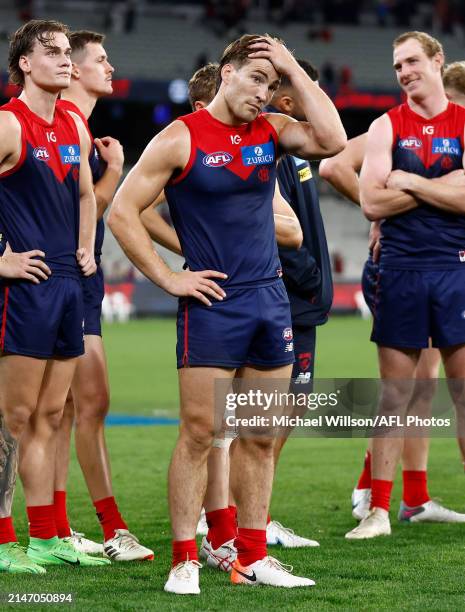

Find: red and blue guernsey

[57,99,104,264]
[164,108,280,286]
[381,101,465,269]
[0,97,81,277]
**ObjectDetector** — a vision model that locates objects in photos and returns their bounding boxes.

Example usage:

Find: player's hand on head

[165,270,227,306]
[94,137,124,172]
[0,245,51,284]
[247,36,297,76]
[76,247,97,277]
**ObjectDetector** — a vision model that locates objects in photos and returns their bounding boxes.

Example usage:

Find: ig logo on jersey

[33,146,50,162]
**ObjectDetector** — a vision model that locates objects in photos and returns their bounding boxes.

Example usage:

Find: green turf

[6,317,463,610]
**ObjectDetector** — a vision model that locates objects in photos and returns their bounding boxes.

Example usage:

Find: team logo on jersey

[241,142,274,166]
[399,137,422,150]
[33,146,50,162]
[59,145,81,165]
[202,151,233,168]
[432,137,461,156]
[257,167,270,182]
[283,327,293,341]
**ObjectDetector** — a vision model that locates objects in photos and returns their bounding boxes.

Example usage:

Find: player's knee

[3,406,33,439]
[240,435,274,457]
[180,417,215,454]
[75,389,110,425]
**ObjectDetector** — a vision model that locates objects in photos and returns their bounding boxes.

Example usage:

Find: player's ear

[71,62,80,79]
[433,51,444,73]
[221,63,234,85]
[274,94,293,114]
[18,55,31,79]
[194,101,206,111]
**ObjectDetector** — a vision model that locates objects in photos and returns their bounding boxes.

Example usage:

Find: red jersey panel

[381,101,465,269]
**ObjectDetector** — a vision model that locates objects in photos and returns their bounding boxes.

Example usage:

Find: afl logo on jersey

[33,146,50,162]
[202,151,233,168]
[399,137,422,150]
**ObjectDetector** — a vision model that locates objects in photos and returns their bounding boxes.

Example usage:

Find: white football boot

[67,529,104,555]
[266,521,319,548]
[345,507,391,540]
[164,560,202,595]
[199,537,236,572]
[398,500,465,523]
[103,529,154,561]
[196,508,208,536]
[351,488,371,521]
[231,556,315,587]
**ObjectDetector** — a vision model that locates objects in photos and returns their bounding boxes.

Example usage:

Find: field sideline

[7,316,464,611]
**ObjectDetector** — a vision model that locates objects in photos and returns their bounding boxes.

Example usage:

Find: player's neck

[207,96,247,127]
[407,89,449,119]
[19,83,59,124]
[61,86,97,120]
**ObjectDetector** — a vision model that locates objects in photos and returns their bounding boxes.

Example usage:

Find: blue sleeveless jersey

[381,102,465,269]
[164,109,281,287]
[0,98,81,277]
[58,99,105,264]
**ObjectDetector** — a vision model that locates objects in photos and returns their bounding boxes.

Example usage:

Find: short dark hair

[188,63,219,109]
[68,30,105,61]
[278,58,319,89]
[8,19,69,86]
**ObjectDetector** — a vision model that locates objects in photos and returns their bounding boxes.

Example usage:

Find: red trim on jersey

[57,99,94,144]
[260,113,279,149]
[0,110,27,178]
[0,286,9,351]
[169,119,197,186]
[182,300,189,366]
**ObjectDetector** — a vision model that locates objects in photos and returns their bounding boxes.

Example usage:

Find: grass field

[6,316,465,611]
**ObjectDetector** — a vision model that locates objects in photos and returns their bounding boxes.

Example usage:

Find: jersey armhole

[168,119,196,186]
[0,111,26,178]
[386,111,396,152]
[261,114,280,153]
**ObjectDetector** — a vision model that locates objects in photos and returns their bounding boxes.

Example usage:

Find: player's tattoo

[0,413,18,517]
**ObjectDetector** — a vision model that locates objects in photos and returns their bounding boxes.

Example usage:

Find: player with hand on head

[53,29,153,562]
[109,33,346,593]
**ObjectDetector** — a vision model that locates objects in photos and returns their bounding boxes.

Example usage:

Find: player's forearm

[360,186,418,221]
[140,208,183,256]
[79,193,97,252]
[289,66,346,156]
[94,166,123,219]
[319,159,361,205]
[108,206,175,289]
[274,213,303,248]
[406,175,465,214]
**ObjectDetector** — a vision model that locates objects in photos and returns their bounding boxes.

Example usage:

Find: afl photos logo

[33,146,50,162]
[202,151,233,168]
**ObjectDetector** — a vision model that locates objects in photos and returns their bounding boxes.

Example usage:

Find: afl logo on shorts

[203,151,233,168]
[33,146,50,162]
[282,327,293,341]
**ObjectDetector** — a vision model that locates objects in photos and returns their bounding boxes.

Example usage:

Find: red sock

[356,451,372,489]
[172,539,198,567]
[235,528,267,566]
[206,507,237,550]
[53,491,71,538]
[0,517,17,544]
[94,496,128,542]
[402,470,430,507]
[266,514,271,525]
[370,479,393,512]
[228,505,237,531]
[27,505,57,540]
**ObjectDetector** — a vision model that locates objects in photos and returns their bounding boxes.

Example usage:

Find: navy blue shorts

[0,276,84,359]
[361,255,378,316]
[177,280,295,369]
[371,268,465,349]
[291,325,316,384]
[81,265,104,336]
